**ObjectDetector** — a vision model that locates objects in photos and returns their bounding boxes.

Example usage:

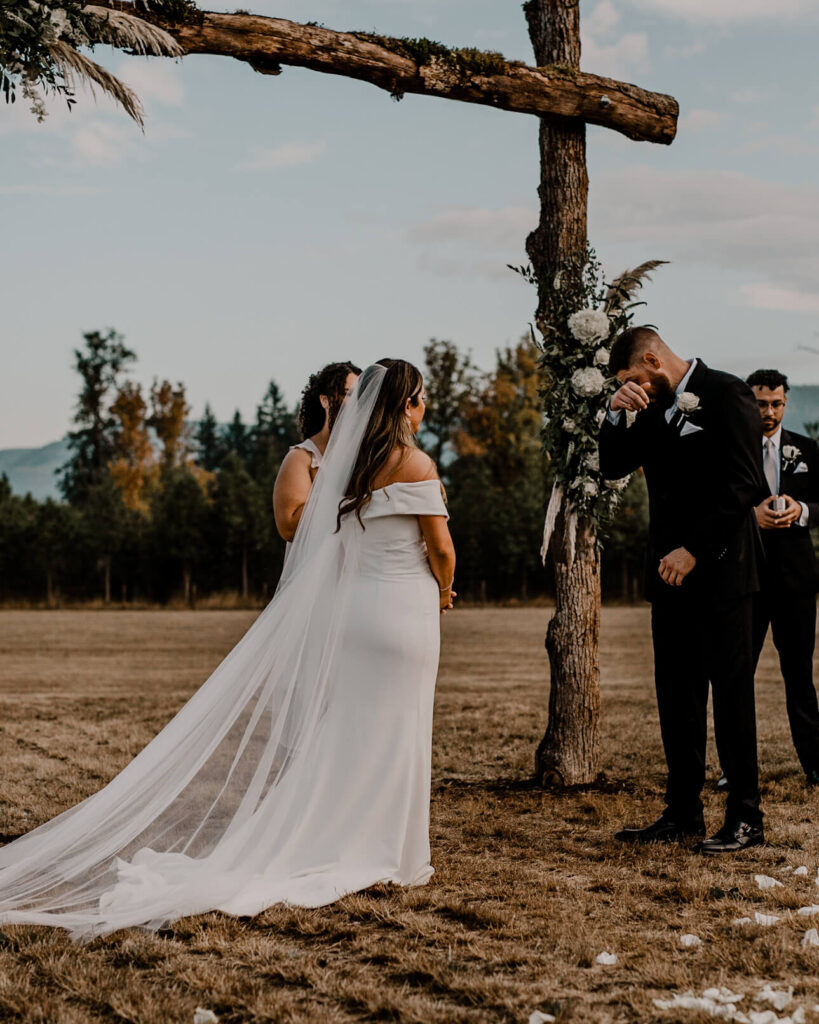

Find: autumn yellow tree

[109,382,157,512]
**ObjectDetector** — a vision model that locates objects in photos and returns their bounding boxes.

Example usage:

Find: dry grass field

[0,606,818,1023]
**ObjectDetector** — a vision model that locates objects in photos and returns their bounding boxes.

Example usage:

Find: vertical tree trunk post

[241,545,249,601]
[103,555,112,606]
[525,0,601,787]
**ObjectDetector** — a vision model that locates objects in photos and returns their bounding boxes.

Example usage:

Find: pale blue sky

[2,0,818,448]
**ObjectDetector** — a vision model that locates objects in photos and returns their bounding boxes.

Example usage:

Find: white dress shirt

[764,425,809,527]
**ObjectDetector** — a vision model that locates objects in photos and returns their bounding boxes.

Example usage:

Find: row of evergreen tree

[0,330,649,606]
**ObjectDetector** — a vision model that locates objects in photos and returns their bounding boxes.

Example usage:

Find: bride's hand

[440,587,457,614]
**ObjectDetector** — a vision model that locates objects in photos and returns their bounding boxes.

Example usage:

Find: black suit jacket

[599,360,767,602]
[759,428,819,594]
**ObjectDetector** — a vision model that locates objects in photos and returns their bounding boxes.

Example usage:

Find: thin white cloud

[581,0,650,78]
[117,60,184,107]
[740,283,819,315]
[585,0,621,38]
[593,165,819,310]
[71,119,136,167]
[407,206,534,250]
[731,87,767,104]
[732,134,819,157]
[663,40,705,59]
[583,31,650,78]
[626,0,818,23]
[236,140,326,171]
[680,109,723,133]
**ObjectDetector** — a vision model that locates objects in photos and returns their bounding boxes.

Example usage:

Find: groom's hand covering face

[612,352,675,410]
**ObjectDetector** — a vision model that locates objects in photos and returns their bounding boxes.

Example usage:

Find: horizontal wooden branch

[96,3,678,144]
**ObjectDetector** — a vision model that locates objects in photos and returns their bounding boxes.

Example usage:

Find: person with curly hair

[273,362,361,541]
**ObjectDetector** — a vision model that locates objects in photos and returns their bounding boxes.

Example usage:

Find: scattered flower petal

[528,1013,556,1024]
[733,917,753,926]
[755,875,784,890]
[754,912,780,927]
[704,988,745,1004]
[595,951,617,965]
[194,1011,218,1024]
[793,866,809,876]
[755,985,793,1011]
[797,906,819,917]
[803,928,819,948]
[680,933,703,948]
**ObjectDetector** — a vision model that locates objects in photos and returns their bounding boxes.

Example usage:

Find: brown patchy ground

[0,607,817,1023]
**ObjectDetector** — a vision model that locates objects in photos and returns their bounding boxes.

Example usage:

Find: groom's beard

[648,375,676,408]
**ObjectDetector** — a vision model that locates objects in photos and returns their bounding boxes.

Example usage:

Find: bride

[0,359,455,939]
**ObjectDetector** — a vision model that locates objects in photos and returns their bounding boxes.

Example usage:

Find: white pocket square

[680,421,704,437]
[795,462,809,473]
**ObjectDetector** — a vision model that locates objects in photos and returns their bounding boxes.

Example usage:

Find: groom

[599,327,768,853]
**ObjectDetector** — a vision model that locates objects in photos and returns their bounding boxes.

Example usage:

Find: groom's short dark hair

[747,368,789,392]
[609,326,662,375]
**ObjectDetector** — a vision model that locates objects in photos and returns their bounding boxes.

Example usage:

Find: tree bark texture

[525,0,601,787]
[97,2,678,144]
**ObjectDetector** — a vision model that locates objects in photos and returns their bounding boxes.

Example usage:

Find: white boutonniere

[782,444,802,470]
[676,392,701,415]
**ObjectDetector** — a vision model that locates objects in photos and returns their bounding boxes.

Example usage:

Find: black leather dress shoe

[615,813,705,844]
[696,820,764,854]
[716,773,729,792]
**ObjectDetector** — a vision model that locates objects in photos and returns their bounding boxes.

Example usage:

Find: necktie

[763,438,778,496]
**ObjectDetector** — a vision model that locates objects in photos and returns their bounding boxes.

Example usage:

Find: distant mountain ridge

[0,439,71,501]
[4,386,819,501]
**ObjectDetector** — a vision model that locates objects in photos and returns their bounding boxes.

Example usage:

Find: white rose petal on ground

[755,874,784,890]
[755,985,793,1011]
[733,917,753,926]
[803,928,819,948]
[528,1013,557,1024]
[680,933,703,948]
[747,1013,778,1024]
[793,866,809,876]
[567,308,610,345]
[703,988,745,1004]
[595,951,617,965]
[194,1011,219,1024]
[797,905,819,916]
[754,912,780,926]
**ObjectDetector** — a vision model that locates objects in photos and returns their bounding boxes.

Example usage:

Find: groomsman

[599,327,768,853]
[742,369,819,784]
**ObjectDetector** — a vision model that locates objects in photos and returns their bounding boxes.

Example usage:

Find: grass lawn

[0,606,816,1023]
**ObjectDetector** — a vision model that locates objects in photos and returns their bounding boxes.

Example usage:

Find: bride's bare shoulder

[389,448,438,484]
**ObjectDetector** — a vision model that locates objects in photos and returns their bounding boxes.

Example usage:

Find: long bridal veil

[0,364,388,939]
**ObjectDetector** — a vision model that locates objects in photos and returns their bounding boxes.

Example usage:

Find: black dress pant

[651,590,761,825]
[752,588,819,775]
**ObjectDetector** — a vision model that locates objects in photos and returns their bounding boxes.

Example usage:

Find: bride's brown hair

[338,359,423,527]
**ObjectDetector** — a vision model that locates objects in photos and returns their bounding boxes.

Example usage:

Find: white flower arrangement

[570,366,606,399]
[676,392,700,415]
[783,444,801,469]
[513,247,664,561]
[567,308,611,345]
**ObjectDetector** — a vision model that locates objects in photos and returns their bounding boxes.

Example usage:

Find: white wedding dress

[0,366,447,938]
